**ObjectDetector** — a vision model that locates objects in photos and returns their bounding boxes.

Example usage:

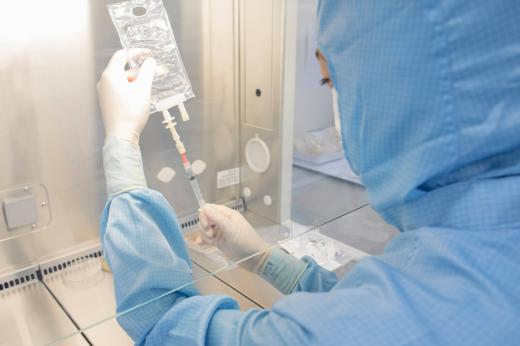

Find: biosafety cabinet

[0,1,396,344]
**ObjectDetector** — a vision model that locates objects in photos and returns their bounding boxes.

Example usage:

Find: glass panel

[48,204,397,345]
[0,282,87,345]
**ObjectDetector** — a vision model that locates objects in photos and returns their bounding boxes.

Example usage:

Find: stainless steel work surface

[291,166,369,227]
[318,203,398,255]
[199,265,284,309]
[0,282,88,346]
[43,265,132,346]
[43,261,260,345]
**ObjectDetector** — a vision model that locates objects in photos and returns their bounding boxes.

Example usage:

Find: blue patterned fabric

[101,1,520,344]
[254,248,337,295]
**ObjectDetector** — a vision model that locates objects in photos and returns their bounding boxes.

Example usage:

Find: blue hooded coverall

[100,1,520,344]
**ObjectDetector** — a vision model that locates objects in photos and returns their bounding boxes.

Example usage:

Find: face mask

[332,87,361,177]
[332,87,342,135]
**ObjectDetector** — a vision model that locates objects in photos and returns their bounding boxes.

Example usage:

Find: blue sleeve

[101,136,337,298]
[258,248,338,294]
[100,188,200,342]
[100,188,328,345]
[101,188,517,345]
[99,137,339,343]
[292,256,339,293]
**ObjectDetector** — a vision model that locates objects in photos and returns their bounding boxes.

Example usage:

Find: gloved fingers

[104,50,128,77]
[198,208,216,230]
[202,225,217,238]
[199,230,219,245]
[199,223,218,239]
[125,70,137,83]
[205,227,216,238]
[135,57,157,88]
[194,232,219,246]
[201,204,232,228]
[126,48,151,62]
[198,210,217,239]
[206,204,235,218]
[198,209,210,229]
[194,233,204,245]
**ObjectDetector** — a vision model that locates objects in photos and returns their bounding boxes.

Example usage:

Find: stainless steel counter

[291,166,369,227]
[0,282,88,346]
[42,261,261,345]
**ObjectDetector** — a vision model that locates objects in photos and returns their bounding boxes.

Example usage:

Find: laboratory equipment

[293,127,361,184]
[109,0,206,207]
[280,226,367,272]
[108,0,194,117]
[0,1,398,344]
[160,108,206,207]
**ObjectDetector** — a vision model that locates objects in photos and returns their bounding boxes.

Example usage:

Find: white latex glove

[198,204,270,272]
[97,50,157,145]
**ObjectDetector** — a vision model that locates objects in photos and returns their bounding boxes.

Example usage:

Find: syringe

[160,107,206,208]
[180,153,206,208]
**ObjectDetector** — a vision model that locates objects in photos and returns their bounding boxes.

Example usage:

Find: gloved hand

[97,50,157,146]
[198,204,271,272]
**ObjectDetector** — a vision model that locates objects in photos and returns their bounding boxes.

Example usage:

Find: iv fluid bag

[108,0,195,113]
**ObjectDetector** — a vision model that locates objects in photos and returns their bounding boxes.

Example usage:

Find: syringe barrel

[189,178,206,208]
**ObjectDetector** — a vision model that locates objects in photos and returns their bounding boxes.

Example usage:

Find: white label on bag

[217,168,240,189]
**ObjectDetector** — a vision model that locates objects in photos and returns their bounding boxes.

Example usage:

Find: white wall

[292,0,334,137]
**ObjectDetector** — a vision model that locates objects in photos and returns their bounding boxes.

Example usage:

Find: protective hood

[316,1,520,231]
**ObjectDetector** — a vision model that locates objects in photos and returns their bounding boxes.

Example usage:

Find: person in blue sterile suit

[97,1,520,345]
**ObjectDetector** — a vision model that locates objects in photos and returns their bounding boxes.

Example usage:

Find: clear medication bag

[108,0,194,117]
[109,0,206,208]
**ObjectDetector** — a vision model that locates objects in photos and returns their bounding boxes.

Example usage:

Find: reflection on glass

[61,257,104,290]
[48,203,398,345]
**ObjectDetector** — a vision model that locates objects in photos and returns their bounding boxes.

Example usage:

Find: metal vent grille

[39,244,103,278]
[0,265,39,292]
[1,244,104,292]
